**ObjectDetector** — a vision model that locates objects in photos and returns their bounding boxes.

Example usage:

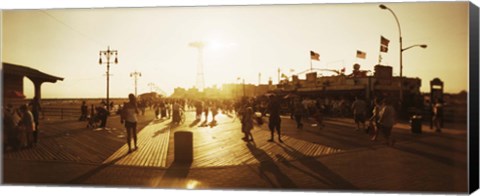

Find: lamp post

[130,71,142,97]
[379,4,427,109]
[148,82,155,92]
[379,4,403,104]
[98,46,118,111]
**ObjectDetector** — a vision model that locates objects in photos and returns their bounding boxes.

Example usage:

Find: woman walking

[19,104,35,148]
[121,93,139,153]
[241,107,254,142]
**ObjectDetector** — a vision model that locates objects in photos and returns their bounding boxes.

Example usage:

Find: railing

[41,107,81,120]
[41,105,121,120]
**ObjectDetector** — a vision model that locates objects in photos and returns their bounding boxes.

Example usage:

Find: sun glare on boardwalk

[186,180,200,189]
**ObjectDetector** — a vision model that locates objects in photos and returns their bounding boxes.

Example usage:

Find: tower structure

[189,41,205,91]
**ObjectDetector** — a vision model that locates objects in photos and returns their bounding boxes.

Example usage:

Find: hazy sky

[1,1,471,98]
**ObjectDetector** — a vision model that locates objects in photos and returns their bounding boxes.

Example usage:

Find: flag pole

[310,59,313,72]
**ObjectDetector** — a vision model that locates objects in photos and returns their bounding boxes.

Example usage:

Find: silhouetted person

[96,106,109,128]
[432,98,443,132]
[293,98,305,129]
[241,107,254,142]
[351,96,367,131]
[172,101,183,124]
[29,96,41,144]
[121,93,139,153]
[267,95,283,143]
[19,104,35,148]
[378,98,396,146]
[203,102,210,122]
[79,101,88,121]
[195,101,203,120]
[369,97,382,141]
[3,104,20,150]
[211,102,219,122]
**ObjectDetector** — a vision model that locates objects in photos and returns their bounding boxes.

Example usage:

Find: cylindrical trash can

[174,131,193,163]
[410,115,423,134]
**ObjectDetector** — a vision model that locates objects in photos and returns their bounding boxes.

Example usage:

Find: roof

[2,62,64,83]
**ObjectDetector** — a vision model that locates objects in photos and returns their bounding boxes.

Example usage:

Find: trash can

[410,115,423,134]
[174,131,193,163]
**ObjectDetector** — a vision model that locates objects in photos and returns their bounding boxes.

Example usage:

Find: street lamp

[379,4,427,110]
[98,46,118,111]
[148,82,156,92]
[402,44,428,52]
[130,71,142,97]
[379,4,403,101]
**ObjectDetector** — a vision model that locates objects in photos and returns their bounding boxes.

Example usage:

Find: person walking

[378,98,396,146]
[29,96,41,144]
[293,98,305,129]
[203,101,210,122]
[79,101,88,121]
[121,93,139,153]
[19,104,35,148]
[369,97,382,141]
[195,100,203,121]
[267,95,283,143]
[432,98,443,132]
[96,106,109,129]
[172,101,183,124]
[351,96,367,132]
[211,102,219,122]
[241,106,255,142]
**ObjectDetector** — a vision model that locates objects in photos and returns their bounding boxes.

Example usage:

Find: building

[3,62,63,104]
[272,64,423,115]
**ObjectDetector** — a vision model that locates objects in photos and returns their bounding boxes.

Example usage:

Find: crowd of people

[5,91,445,152]
[3,96,42,150]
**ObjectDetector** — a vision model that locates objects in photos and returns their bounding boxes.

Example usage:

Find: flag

[380,36,390,53]
[356,50,366,59]
[310,50,320,61]
[281,73,288,79]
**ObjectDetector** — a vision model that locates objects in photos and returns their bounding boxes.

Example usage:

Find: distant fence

[42,107,81,120]
[41,105,121,120]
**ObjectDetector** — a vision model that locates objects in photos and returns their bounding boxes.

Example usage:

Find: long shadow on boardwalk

[392,144,467,170]
[246,143,297,189]
[67,153,129,184]
[276,143,357,190]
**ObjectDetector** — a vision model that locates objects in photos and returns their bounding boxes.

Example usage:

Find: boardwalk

[2,108,469,193]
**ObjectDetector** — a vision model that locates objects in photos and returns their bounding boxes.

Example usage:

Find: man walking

[267,95,283,143]
[351,96,367,132]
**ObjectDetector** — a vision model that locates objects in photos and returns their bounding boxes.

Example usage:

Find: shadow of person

[152,125,171,138]
[276,143,357,190]
[199,120,209,127]
[246,143,297,189]
[150,118,168,125]
[189,119,201,128]
[67,153,129,184]
[208,120,217,128]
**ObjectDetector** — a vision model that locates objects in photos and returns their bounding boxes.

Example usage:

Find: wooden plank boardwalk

[165,112,344,168]
[103,119,171,168]
[3,111,156,164]
[4,109,346,169]
[3,118,126,163]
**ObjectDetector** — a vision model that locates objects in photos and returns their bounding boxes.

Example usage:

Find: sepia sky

[1,0,472,98]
